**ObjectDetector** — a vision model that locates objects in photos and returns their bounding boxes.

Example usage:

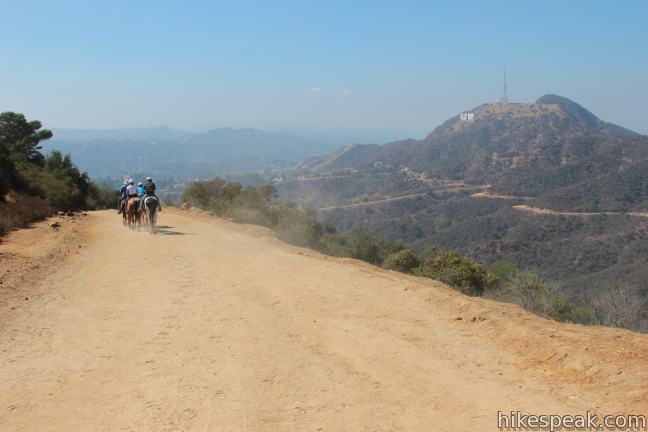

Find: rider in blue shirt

[137,182,145,197]
[117,180,128,214]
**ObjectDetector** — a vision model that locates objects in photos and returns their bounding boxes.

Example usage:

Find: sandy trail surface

[1,209,647,431]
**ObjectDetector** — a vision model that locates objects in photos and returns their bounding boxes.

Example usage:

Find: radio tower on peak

[502,67,509,104]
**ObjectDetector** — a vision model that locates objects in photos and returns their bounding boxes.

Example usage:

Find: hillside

[297,95,648,212]
[277,95,648,327]
[43,127,336,179]
[1,209,647,431]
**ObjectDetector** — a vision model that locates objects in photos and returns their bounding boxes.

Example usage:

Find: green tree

[0,142,17,198]
[0,112,52,164]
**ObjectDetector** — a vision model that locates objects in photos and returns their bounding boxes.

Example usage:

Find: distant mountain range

[44,127,336,179]
[279,95,648,327]
[51,126,191,142]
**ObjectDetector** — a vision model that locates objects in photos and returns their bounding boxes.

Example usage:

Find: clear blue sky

[1,0,646,142]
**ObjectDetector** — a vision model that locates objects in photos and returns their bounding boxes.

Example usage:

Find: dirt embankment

[0,209,646,431]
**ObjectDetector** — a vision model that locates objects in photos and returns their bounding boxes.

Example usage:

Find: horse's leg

[128,204,134,228]
[136,206,142,231]
[149,207,156,234]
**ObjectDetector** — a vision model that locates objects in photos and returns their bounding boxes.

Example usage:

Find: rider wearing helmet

[124,179,140,214]
[137,181,145,197]
[117,179,128,214]
[126,179,138,199]
[140,177,162,212]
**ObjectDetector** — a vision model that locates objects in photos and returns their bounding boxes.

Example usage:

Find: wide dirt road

[1,210,647,431]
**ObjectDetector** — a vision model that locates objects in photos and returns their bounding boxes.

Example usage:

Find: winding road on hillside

[1,210,647,431]
[318,192,428,211]
[512,204,648,218]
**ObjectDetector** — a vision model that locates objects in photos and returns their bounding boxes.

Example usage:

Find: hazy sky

[1,0,646,142]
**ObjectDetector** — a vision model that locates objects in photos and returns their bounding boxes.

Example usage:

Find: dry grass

[0,194,52,237]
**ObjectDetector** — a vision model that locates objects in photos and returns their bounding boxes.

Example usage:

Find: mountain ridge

[44,127,336,178]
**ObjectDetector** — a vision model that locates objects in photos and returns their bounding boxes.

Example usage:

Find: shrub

[501,272,555,314]
[592,284,644,329]
[500,271,596,325]
[418,246,440,262]
[0,194,52,236]
[318,233,350,257]
[273,211,327,249]
[414,251,496,296]
[383,248,420,273]
[345,227,387,265]
[489,260,519,280]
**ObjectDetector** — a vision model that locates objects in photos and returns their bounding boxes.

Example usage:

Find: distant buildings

[460,112,474,121]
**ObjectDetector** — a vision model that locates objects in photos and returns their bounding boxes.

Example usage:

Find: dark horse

[143,196,158,234]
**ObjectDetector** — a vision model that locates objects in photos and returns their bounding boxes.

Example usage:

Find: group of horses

[120,195,159,234]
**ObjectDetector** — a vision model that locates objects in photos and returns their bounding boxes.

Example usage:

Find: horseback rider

[137,181,145,197]
[117,179,128,214]
[140,177,162,212]
[125,179,138,211]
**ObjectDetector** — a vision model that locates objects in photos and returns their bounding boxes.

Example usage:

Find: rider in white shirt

[125,179,138,204]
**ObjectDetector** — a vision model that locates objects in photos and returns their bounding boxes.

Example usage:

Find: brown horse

[126,197,141,229]
[119,199,127,225]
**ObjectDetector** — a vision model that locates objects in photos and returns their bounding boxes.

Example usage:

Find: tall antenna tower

[502,66,508,104]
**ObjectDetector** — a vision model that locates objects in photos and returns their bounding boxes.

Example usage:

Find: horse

[119,199,127,225]
[143,196,159,234]
[126,197,141,229]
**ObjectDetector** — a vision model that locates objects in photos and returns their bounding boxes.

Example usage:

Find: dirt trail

[471,192,534,200]
[1,209,647,431]
[318,192,427,211]
[513,204,648,218]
